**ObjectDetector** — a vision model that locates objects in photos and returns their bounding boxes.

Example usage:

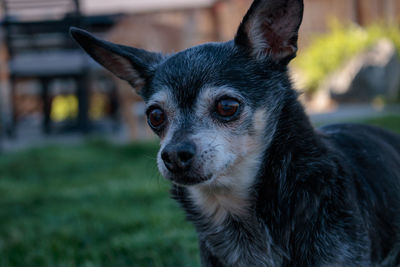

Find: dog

[70,0,400,265]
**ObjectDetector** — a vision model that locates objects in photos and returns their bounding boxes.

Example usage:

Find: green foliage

[293,21,400,94]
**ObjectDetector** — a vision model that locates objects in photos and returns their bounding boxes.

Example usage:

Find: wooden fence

[301,0,400,45]
[216,0,400,46]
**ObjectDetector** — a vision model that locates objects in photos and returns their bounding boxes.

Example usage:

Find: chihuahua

[71,0,400,266]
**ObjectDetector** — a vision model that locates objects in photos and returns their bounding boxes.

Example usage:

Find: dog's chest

[199,210,283,267]
[174,187,280,266]
[200,218,279,266]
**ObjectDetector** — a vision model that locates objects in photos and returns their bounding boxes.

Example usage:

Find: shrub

[293,21,400,94]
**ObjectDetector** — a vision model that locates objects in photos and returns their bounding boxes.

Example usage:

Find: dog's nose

[161,141,196,173]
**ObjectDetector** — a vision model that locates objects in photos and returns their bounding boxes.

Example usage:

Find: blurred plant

[51,94,78,122]
[293,21,400,94]
[51,93,110,122]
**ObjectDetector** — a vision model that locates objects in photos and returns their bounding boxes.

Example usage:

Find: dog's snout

[161,141,196,173]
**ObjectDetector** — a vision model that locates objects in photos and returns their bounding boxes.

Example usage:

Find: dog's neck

[187,166,258,225]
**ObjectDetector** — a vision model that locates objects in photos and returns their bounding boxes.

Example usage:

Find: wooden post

[209,1,223,42]
[353,0,363,25]
[77,74,90,133]
[41,78,51,134]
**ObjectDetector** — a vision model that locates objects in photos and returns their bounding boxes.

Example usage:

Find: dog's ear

[235,0,304,64]
[70,27,163,94]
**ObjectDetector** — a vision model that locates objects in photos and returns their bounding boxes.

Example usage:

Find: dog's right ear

[70,27,163,94]
[235,0,304,64]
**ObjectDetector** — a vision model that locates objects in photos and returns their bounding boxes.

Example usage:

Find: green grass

[0,116,399,267]
[0,140,200,267]
[359,115,400,133]
[315,115,400,133]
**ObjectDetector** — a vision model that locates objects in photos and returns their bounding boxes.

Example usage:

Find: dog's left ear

[235,0,304,64]
[70,27,163,94]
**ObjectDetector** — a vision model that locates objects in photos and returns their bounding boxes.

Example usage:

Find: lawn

[0,115,399,267]
[0,141,199,267]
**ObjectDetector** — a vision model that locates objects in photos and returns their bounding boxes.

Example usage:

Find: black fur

[71,0,400,265]
[171,90,400,266]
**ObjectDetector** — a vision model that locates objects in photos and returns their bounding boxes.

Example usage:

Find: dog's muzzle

[161,141,196,174]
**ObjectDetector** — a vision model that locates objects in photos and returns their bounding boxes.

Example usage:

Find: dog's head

[71,0,303,187]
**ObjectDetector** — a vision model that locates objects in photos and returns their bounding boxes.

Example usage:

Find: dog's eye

[216,99,240,118]
[148,108,166,129]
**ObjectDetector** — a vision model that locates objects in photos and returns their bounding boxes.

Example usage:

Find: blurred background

[0,0,399,266]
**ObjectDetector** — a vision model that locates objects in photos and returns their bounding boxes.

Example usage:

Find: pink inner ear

[244,0,302,61]
[261,5,299,58]
[262,21,297,59]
